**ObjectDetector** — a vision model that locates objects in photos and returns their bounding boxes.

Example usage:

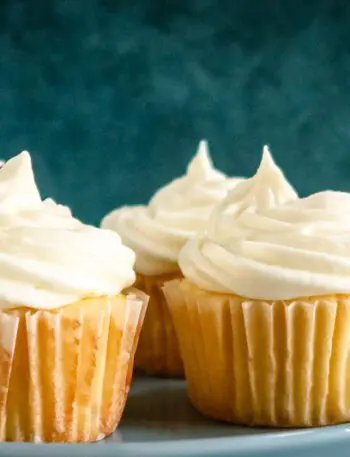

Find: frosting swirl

[178,146,348,300]
[0,151,136,309]
[102,141,243,275]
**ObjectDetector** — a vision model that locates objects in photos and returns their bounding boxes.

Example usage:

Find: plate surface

[2,377,350,457]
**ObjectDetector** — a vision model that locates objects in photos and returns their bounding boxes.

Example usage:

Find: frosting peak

[102,141,243,275]
[207,146,297,241]
[239,145,297,209]
[259,145,274,170]
[0,151,41,211]
[187,140,219,180]
[0,151,136,309]
[254,146,297,206]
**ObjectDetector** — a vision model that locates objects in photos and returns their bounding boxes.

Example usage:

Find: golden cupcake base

[163,279,350,427]
[0,291,148,442]
[134,273,184,377]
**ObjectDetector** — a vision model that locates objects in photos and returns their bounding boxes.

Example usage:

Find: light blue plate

[2,377,350,457]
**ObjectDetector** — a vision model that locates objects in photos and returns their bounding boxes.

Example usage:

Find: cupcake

[0,152,148,442]
[163,146,350,427]
[102,141,242,377]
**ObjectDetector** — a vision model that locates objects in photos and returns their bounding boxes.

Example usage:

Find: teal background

[1,0,350,225]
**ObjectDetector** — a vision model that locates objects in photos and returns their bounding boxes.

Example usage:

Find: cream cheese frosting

[0,151,136,309]
[178,146,349,300]
[101,141,243,276]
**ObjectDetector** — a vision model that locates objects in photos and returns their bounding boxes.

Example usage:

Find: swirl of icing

[0,151,136,309]
[102,141,243,275]
[177,147,350,300]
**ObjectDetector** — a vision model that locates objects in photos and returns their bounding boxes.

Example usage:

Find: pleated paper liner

[0,290,148,443]
[134,272,184,377]
[163,278,350,427]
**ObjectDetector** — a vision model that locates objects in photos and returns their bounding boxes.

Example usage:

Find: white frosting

[0,151,136,309]
[102,141,243,275]
[178,146,350,300]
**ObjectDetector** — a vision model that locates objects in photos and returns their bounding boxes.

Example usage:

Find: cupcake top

[178,146,335,300]
[0,151,136,309]
[102,141,243,276]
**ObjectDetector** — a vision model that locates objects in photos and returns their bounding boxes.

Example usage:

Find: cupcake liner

[0,290,148,442]
[163,278,350,427]
[134,273,184,377]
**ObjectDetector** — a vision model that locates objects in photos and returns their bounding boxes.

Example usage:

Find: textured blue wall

[1,0,349,224]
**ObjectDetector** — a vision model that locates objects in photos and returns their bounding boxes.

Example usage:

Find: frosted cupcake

[163,146,350,427]
[102,141,242,377]
[0,152,148,442]
[166,147,350,426]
